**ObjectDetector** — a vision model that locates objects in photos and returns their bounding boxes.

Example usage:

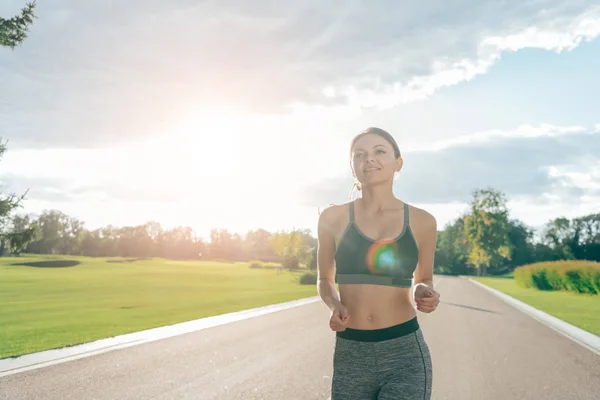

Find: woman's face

[351,133,401,188]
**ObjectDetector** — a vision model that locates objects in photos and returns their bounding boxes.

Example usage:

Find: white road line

[469,278,600,356]
[0,296,321,377]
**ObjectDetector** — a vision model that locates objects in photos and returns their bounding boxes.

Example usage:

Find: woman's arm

[412,207,438,287]
[316,206,341,310]
[411,207,440,312]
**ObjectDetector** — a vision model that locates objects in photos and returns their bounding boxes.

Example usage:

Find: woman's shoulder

[318,202,352,226]
[405,202,437,232]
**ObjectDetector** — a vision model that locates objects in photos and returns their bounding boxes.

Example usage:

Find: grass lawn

[0,254,317,359]
[473,276,600,336]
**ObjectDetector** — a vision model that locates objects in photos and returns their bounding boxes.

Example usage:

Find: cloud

[2,0,600,148]
[0,174,75,202]
[298,124,600,207]
[0,173,181,204]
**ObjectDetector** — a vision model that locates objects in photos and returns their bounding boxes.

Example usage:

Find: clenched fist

[414,283,440,313]
[329,301,350,331]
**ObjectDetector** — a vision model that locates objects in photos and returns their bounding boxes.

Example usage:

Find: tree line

[1,209,318,269]
[2,188,598,277]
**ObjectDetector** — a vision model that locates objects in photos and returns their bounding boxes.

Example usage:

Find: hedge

[514,260,600,295]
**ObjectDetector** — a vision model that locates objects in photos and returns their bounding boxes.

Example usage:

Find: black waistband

[336,317,419,342]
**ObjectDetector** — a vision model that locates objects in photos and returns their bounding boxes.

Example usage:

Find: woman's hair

[349,127,402,198]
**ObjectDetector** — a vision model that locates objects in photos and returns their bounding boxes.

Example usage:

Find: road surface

[1,276,599,399]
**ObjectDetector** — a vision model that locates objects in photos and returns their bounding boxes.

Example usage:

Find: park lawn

[0,255,317,359]
[473,276,600,336]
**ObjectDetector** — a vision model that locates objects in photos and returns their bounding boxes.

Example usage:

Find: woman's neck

[357,184,399,213]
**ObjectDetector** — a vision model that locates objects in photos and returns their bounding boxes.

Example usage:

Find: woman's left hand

[414,284,440,313]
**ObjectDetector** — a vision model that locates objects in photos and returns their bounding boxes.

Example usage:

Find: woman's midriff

[339,284,416,330]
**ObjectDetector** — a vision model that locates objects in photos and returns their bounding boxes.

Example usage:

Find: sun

[124,107,284,233]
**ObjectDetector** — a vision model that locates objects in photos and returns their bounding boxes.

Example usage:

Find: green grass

[473,276,600,336]
[0,254,317,359]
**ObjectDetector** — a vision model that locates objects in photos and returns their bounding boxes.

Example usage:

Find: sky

[1,0,600,240]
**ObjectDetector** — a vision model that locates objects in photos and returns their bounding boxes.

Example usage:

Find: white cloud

[337,4,600,109]
[546,164,600,191]
[298,123,600,207]
[2,0,600,148]
[483,9,600,52]
[413,123,590,152]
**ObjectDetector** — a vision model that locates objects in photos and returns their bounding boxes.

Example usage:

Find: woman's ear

[396,157,403,172]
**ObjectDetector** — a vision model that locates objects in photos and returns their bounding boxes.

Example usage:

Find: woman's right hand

[329,301,350,332]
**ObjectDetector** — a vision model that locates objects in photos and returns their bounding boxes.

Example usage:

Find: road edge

[0,295,321,378]
[468,278,600,356]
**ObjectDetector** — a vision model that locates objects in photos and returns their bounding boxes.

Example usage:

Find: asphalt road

[1,276,599,399]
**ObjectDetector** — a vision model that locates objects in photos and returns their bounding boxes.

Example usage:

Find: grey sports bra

[334,201,419,287]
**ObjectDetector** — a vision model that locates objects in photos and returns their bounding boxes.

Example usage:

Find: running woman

[317,127,440,399]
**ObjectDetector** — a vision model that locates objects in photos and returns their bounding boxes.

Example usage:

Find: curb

[0,296,321,377]
[469,278,600,356]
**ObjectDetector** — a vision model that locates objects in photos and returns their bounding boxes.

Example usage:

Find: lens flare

[366,241,401,275]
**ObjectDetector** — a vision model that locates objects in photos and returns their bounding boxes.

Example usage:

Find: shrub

[248,260,283,269]
[565,268,597,295]
[283,254,300,270]
[248,260,264,269]
[434,265,457,275]
[514,260,600,295]
[299,271,317,285]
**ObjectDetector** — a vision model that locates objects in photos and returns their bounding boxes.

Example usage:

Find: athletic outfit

[331,201,432,399]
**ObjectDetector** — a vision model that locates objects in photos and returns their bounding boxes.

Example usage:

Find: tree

[435,216,469,275]
[506,219,535,268]
[541,213,600,262]
[574,213,600,261]
[0,139,34,255]
[0,1,37,49]
[306,245,318,270]
[463,188,512,276]
[540,217,577,260]
[269,229,308,269]
[25,210,73,254]
[244,229,276,261]
[7,214,40,255]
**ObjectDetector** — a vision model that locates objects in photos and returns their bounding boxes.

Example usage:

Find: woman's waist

[337,316,420,342]
[340,286,415,329]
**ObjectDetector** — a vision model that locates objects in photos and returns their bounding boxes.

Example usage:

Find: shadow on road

[441,301,502,314]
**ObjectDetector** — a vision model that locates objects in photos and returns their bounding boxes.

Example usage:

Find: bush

[434,265,458,275]
[283,254,300,270]
[248,260,282,269]
[249,260,263,269]
[299,271,317,285]
[514,260,600,295]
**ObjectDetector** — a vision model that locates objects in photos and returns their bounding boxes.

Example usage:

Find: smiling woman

[348,127,403,200]
[317,127,438,400]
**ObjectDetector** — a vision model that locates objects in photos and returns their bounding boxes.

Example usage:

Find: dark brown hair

[349,127,402,197]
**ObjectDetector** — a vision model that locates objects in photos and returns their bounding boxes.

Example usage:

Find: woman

[317,127,440,399]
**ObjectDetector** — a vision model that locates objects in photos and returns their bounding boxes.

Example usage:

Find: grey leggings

[331,318,432,400]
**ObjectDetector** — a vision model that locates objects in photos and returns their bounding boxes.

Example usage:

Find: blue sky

[1,0,600,238]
